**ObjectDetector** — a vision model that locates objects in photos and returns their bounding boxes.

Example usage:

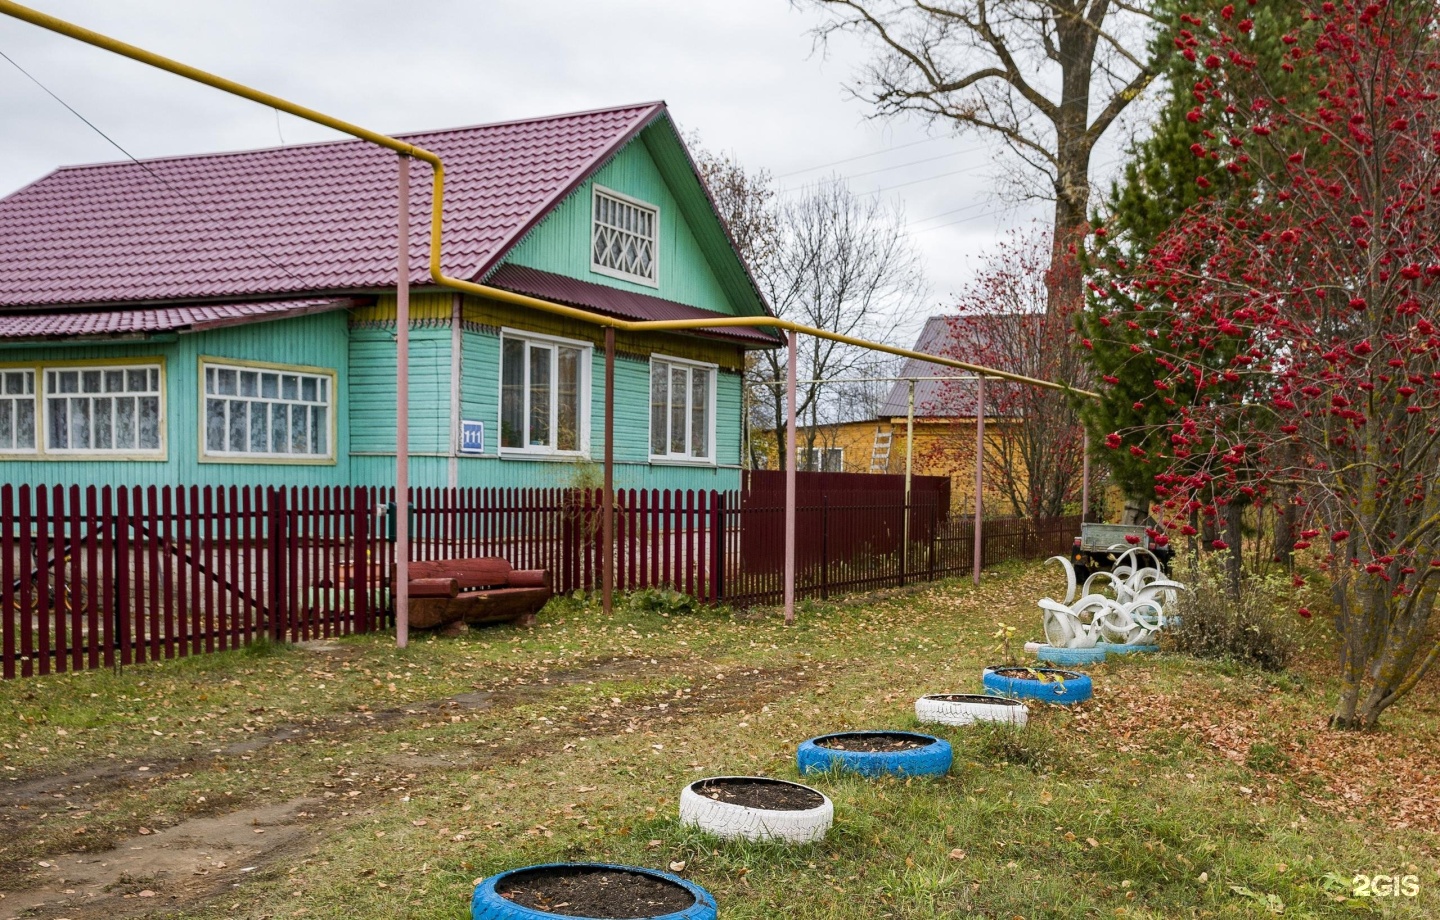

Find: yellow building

[755,317,1021,513]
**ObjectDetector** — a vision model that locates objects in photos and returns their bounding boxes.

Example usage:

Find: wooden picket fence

[0,484,377,679]
[2,481,1079,679]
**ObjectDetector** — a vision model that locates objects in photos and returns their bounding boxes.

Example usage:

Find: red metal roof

[487,265,776,345]
[0,298,355,340]
[0,103,665,308]
[879,315,1026,419]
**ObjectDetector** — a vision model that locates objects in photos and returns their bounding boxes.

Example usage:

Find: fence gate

[1,484,374,679]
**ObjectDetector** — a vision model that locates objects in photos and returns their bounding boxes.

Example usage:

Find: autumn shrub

[968,720,1055,773]
[1165,557,1294,672]
[626,586,704,617]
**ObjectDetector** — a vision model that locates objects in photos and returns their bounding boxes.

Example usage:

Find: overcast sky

[0,1,1135,348]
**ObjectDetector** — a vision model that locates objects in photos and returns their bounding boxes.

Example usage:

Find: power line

[913,202,1025,234]
[778,149,963,196]
[775,135,950,179]
[909,198,994,225]
[0,46,310,289]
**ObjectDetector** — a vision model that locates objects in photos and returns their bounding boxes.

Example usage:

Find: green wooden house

[0,102,777,492]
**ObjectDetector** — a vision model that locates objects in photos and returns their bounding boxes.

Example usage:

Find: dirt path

[1,649,808,919]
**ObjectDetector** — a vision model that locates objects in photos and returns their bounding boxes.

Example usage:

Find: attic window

[591,186,658,286]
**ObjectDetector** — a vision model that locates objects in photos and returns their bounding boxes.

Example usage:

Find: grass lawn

[1,563,1437,919]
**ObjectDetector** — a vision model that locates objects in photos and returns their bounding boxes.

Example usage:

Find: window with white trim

[0,370,36,452]
[803,447,844,472]
[202,361,332,459]
[649,357,714,463]
[500,332,589,454]
[45,365,162,454]
[591,186,658,286]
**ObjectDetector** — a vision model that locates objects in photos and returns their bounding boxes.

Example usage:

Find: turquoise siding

[449,325,742,491]
[2,121,763,495]
[348,326,452,455]
[0,311,351,489]
[0,312,745,493]
[503,129,740,315]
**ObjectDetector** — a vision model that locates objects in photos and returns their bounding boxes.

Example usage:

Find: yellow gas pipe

[0,0,1097,399]
[0,1,1099,630]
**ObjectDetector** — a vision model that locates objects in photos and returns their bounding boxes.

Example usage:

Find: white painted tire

[915,694,1028,727]
[679,777,832,844]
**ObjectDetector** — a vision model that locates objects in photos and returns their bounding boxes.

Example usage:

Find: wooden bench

[399,558,552,630]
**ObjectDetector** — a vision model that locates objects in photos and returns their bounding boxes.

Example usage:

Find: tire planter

[679,776,832,843]
[796,731,952,778]
[1100,642,1159,656]
[982,666,1093,705]
[1036,644,1108,667]
[472,863,717,920]
[914,694,1028,727]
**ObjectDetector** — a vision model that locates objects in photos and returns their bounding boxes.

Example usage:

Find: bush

[626,586,704,617]
[1164,557,1295,672]
[969,721,1054,772]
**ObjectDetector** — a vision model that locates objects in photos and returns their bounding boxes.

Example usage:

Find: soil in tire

[693,778,823,810]
[815,732,929,753]
[924,694,1021,706]
[496,866,695,918]
[991,668,1075,681]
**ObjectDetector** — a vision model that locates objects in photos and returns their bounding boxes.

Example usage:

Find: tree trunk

[1048,197,1089,318]
[1223,501,1243,599]
[1330,583,1367,729]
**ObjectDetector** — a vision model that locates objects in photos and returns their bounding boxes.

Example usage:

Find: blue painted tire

[1100,642,1159,656]
[983,667,1093,705]
[472,863,717,920]
[1036,644,1107,667]
[796,731,952,778]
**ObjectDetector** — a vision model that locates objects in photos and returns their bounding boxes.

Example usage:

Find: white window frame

[590,185,660,288]
[0,368,37,455]
[41,361,166,459]
[198,357,337,464]
[497,329,592,458]
[805,447,845,473]
[648,354,717,466]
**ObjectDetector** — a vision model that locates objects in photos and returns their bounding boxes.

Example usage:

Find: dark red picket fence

[3,479,1078,679]
[721,494,1079,606]
[0,484,376,679]
[389,487,726,601]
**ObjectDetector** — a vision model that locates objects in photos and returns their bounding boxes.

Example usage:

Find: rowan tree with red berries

[1089,0,1440,728]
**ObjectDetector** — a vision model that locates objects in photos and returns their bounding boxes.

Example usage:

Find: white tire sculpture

[1038,550,1185,649]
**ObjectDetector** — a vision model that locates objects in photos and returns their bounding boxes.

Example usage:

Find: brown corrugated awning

[486,264,779,346]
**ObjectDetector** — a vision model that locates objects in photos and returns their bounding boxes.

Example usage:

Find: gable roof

[0,102,767,318]
[877,315,1028,418]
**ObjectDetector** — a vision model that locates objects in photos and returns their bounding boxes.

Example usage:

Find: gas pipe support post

[394,154,411,648]
[602,327,616,615]
[784,330,797,624]
[972,377,985,586]
[903,378,915,576]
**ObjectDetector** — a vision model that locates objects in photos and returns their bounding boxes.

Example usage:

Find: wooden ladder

[869,424,893,472]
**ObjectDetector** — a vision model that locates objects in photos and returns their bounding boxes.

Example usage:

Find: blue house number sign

[459,420,485,455]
